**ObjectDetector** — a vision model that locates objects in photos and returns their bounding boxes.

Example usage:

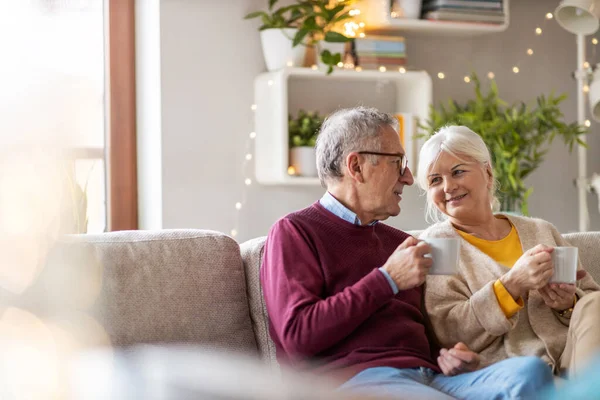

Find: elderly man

[261,107,554,399]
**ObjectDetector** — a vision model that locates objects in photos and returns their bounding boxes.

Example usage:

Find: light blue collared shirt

[319,192,399,294]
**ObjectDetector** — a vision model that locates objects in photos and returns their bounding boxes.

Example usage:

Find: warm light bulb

[593,38,599,45]
[251,104,257,111]
[464,76,471,83]
[311,64,318,70]
[585,119,592,127]
[287,166,296,175]
[399,67,406,73]
[535,27,542,35]
[437,72,445,79]
[249,132,256,139]
[512,66,519,73]
[527,48,533,55]
[235,202,242,210]
[359,32,365,38]
[487,72,495,79]
[584,61,590,69]
[245,179,252,186]
[545,13,553,20]
[359,22,365,28]
[355,66,363,72]
[245,154,252,161]
[391,11,398,18]
[286,61,293,67]
[584,84,590,93]
[337,62,344,67]
[230,229,238,237]
[379,66,387,72]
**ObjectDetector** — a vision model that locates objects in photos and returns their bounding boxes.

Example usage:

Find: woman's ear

[347,153,365,183]
[485,164,494,188]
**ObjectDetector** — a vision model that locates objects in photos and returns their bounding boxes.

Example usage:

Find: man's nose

[400,167,414,186]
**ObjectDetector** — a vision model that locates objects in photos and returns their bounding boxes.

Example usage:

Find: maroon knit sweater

[261,202,440,382]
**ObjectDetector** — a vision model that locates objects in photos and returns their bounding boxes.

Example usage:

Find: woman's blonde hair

[417,125,500,223]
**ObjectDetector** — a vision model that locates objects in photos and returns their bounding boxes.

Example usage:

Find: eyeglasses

[357,151,409,176]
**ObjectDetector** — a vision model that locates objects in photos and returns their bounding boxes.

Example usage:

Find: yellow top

[456,220,524,318]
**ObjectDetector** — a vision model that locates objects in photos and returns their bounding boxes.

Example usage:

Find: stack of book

[421,0,505,24]
[352,36,406,69]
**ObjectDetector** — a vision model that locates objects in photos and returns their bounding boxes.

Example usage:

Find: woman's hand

[538,283,576,311]
[538,271,586,311]
[500,244,554,299]
[438,342,480,376]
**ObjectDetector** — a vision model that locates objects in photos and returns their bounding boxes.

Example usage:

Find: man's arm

[261,219,394,358]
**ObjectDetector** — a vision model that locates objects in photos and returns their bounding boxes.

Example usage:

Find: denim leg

[338,367,455,400]
[431,356,554,400]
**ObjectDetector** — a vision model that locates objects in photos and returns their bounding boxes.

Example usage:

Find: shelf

[253,67,432,185]
[358,0,509,37]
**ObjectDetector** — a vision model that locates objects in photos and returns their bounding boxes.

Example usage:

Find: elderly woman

[417,125,600,378]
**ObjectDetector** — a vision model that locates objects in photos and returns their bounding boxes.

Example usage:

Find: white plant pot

[393,0,422,19]
[289,147,318,177]
[260,28,305,71]
[316,41,347,71]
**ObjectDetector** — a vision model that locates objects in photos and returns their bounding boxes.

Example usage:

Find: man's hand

[500,244,554,299]
[538,270,586,311]
[438,342,480,376]
[382,237,432,291]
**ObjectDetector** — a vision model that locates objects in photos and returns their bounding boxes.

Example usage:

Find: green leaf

[244,11,267,20]
[293,28,310,47]
[324,31,351,43]
[268,0,278,10]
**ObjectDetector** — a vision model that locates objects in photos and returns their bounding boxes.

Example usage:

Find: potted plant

[421,73,587,215]
[289,110,324,177]
[244,0,306,71]
[292,0,356,74]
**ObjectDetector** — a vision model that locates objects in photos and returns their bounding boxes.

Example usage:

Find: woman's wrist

[499,274,523,300]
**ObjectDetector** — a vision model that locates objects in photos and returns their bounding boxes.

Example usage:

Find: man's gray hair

[315,107,398,187]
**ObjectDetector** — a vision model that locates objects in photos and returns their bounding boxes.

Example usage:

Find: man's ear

[347,152,365,183]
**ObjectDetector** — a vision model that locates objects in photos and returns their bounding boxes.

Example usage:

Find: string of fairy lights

[229,7,599,240]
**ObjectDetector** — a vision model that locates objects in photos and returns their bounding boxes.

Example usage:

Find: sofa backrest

[42,229,258,354]
[563,232,600,282]
[241,231,600,364]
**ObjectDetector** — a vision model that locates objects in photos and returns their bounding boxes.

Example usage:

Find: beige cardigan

[418,214,600,372]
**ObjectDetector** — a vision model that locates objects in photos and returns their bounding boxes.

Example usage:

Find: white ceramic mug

[423,238,460,275]
[550,246,578,283]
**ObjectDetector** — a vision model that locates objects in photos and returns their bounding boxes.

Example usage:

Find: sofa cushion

[240,236,278,369]
[564,232,600,283]
[43,230,258,354]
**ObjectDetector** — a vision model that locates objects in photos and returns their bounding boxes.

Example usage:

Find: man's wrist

[378,267,399,295]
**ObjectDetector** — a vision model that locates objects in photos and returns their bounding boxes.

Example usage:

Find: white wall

[136,0,163,230]
[148,0,600,242]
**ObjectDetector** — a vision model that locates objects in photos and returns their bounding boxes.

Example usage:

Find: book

[423,4,503,13]
[422,6,504,16]
[423,0,502,7]
[424,10,505,23]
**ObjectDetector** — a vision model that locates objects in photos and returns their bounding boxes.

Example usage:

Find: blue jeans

[338,357,554,400]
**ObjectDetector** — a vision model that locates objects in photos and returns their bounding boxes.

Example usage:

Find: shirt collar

[319,192,378,226]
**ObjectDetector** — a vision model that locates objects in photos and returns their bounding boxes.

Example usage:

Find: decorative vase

[289,147,318,177]
[259,28,305,71]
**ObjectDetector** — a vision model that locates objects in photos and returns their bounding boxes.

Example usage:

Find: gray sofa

[41,229,600,396]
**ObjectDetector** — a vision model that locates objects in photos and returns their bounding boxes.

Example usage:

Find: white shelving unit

[254,67,432,185]
[358,0,509,36]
